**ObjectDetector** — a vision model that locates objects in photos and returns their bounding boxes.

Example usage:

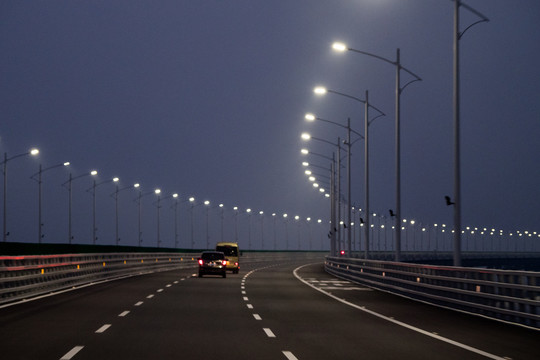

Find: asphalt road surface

[0,260,537,359]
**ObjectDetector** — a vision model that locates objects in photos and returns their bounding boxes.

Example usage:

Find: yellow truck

[215,242,240,274]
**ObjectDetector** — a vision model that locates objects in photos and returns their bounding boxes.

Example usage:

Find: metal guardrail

[0,253,199,306]
[325,256,540,329]
[0,251,326,307]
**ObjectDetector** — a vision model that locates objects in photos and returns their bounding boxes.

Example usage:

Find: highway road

[0,260,537,359]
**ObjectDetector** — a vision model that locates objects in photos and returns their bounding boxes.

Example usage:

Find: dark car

[198,251,227,278]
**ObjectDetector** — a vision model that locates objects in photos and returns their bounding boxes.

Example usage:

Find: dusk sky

[1,1,539,250]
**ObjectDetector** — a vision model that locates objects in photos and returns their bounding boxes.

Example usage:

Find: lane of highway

[0,260,537,359]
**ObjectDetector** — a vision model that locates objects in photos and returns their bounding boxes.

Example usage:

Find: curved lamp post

[2,148,40,242]
[62,169,98,244]
[314,87,385,259]
[332,43,420,262]
[31,161,69,243]
[111,182,139,246]
[134,187,161,247]
[87,176,119,245]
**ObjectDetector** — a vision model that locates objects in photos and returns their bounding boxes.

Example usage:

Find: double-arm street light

[111,182,139,246]
[314,87,385,259]
[87,176,119,245]
[2,148,40,242]
[332,43,420,262]
[62,170,98,244]
[31,161,69,243]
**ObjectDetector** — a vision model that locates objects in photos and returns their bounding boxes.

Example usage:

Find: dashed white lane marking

[181,278,186,281]
[157,289,164,293]
[192,273,197,277]
[60,346,84,360]
[95,324,111,333]
[166,284,172,287]
[241,290,246,294]
[118,311,130,317]
[253,314,262,320]
[282,351,299,360]
[263,328,276,338]
[174,281,179,284]
[294,264,507,360]
[134,301,143,306]
[147,294,154,299]
[243,296,249,301]
[247,304,254,309]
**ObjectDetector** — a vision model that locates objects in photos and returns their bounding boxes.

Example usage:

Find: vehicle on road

[198,251,227,278]
[216,242,240,274]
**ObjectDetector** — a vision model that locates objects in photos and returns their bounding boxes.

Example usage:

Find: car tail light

[235,262,239,266]
[198,259,203,266]
[222,260,228,266]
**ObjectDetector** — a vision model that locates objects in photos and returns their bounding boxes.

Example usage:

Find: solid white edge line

[95,324,111,333]
[60,346,84,360]
[293,263,507,360]
[282,351,299,360]
[263,328,276,338]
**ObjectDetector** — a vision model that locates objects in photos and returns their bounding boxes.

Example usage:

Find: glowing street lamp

[87,176,119,245]
[62,169,98,244]
[2,148,40,242]
[31,161,70,243]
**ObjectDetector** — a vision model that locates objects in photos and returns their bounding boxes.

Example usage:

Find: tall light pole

[87,176,119,245]
[155,189,161,247]
[134,187,158,247]
[246,208,252,249]
[314,87,385,259]
[172,194,179,248]
[111,182,139,246]
[62,170,98,244]
[204,200,211,249]
[31,161,69,243]
[332,43,420,262]
[451,1,489,266]
[2,148,40,242]
[219,203,224,242]
[189,197,196,248]
[259,211,264,250]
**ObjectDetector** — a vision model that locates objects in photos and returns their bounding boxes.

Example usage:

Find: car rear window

[201,252,224,260]
[216,246,237,257]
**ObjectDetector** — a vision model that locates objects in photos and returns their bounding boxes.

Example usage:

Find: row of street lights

[2,148,328,249]
[301,1,489,265]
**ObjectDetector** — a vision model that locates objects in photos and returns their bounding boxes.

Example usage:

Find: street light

[111,182,139,246]
[332,42,420,263]
[87,176,119,245]
[451,2,489,266]
[134,186,159,247]
[2,148,40,242]
[204,200,211,249]
[62,170,97,244]
[155,188,162,247]
[314,86,385,259]
[31,161,69,243]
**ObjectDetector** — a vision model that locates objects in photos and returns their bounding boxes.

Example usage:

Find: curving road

[0,260,537,359]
